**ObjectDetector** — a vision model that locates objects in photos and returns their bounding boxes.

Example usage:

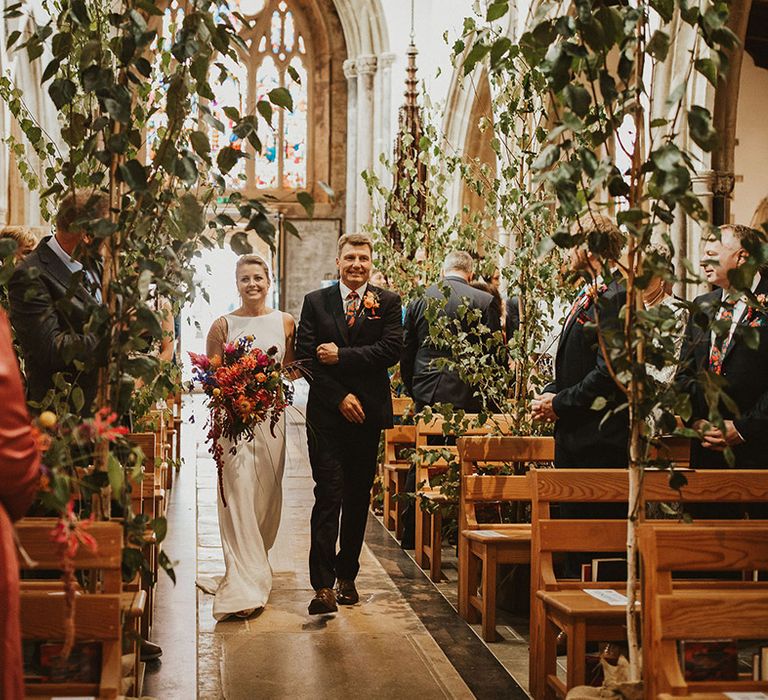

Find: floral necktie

[709,301,735,374]
[345,291,359,327]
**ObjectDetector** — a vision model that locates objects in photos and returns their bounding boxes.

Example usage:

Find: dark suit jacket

[506,296,520,339]
[545,274,628,466]
[8,237,104,412]
[401,276,502,412]
[296,283,403,431]
[675,274,768,468]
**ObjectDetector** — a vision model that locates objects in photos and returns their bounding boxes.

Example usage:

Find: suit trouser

[307,423,381,591]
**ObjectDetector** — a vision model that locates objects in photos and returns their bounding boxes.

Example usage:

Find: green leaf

[223,105,240,121]
[216,146,244,174]
[490,37,512,67]
[297,191,314,217]
[257,100,273,126]
[694,57,719,87]
[463,42,490,76]
[646,30,670,61]
[229,231,253,255]
[486,1,509,22]
[150,516,168,544]
[107,452,125,500]
[687,106,718,152]
[532,143,560,171]
[189,130,211,161]
[118,159,148,192]
[48,78,77,110]
[651,0,674,22]
[591,396,607,411]
[268,87,293,112]
[287,64,301,84]
[563,84,591,117]
[7,30,21,50]
[71,385,84,412]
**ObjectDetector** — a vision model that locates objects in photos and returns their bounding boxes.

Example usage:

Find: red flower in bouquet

[188,337,294,506]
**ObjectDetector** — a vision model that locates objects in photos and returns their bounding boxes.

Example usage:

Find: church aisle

[149,388,527,699]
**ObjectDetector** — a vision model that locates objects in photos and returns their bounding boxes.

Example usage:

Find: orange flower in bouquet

[189,337,293,506]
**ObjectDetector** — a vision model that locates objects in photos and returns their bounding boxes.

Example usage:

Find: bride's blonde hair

[236,254,271,282]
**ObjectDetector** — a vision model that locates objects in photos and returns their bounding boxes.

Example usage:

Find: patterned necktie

[564,287,589,327]
[345,290,359,327]
[709,301,735,374]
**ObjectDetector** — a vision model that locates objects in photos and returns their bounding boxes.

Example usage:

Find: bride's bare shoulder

[280,311,296,333]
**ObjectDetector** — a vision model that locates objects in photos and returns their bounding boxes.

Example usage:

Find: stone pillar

[355,54,377,228]
[376,53,397,188]
[343,58,358,235]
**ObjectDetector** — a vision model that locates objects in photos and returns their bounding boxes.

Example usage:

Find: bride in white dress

[197,254,296,620]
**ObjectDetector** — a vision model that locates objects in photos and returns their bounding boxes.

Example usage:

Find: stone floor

[145,387,532,699]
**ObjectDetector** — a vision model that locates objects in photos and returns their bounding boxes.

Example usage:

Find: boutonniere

[362,289,381,319]
[745,293,768,327]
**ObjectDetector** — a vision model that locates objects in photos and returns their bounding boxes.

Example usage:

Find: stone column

[376,53,396,188]
[343,58,358,235]
[355,54,377,228]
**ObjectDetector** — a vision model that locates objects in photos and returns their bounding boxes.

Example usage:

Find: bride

[197,254,295,620]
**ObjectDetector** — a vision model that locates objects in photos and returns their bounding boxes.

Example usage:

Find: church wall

[732,52,768,226]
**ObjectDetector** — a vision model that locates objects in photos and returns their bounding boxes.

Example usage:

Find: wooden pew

[380,397,415,538]
[529,467,768,699]
[456,435,554,641]
[413,414,511,582]
[640,523,768,698]
[16,519,130,698]
[529,468,632,699]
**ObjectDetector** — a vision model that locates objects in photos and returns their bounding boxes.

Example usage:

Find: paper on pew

[724,694,768,700]
[583,589,628,606]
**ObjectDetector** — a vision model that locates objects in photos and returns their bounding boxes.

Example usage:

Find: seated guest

[531,214,628,468]
[0,307,41,700]
[370,268,389,289]
[676,224,768,472]
[8,192,108,415]
[471,279,503,333]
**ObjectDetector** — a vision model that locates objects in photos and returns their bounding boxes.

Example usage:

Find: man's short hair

[572,213,625,263]
[56,190,109,235]
[721,223,767,253]
[337,232,373,258]
[442,251,474,276]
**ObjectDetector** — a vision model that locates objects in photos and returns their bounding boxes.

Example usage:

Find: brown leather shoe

[308,587,338,615]
[335,578,359,605]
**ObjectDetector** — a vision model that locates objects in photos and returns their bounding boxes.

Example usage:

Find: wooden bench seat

[457,435,554,641]
[381,418,416,539]
[640,523,768,698]
[16,519,128,699]
[414,415,512,583]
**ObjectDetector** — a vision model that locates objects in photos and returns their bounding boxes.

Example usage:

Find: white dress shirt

[47,235,102,302]
[710,271,762,362]
[339,280,367,306]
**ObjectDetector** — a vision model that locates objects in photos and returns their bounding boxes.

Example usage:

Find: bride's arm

[281,313,301,379]
[206,316,228,358]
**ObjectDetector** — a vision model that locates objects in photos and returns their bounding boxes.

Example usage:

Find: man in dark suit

[297,232,403,614]
[8,191,107,415]
[676,224,768,473]
[531,214,628,468]
[401,250,502,412]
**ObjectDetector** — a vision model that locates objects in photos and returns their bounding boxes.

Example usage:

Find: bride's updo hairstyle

[236,254,271,282]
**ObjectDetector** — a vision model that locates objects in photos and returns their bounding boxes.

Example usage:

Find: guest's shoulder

[692,289,720,305]
[305,285,336,303]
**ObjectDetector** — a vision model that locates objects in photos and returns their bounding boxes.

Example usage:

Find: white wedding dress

[197,311,286,619]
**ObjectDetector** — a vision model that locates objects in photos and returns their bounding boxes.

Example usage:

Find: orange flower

[210,355,222,369]
[363,296,375,309]
[255,372,267,383]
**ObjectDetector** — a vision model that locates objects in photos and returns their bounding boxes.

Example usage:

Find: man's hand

[531,392,558,422]
[693,419,744,452]
[317,342,340,365]
[339,393,366,424]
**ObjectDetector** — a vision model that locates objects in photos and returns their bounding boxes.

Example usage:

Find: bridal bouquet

[189,337,294,506]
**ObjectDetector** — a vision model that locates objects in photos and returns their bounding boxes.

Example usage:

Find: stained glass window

[250,0,309,190]
[209,55,249,189]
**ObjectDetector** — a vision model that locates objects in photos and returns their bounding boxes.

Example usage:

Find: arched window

[147,0,310,193]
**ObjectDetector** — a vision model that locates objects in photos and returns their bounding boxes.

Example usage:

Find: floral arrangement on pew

[189,337,294,507]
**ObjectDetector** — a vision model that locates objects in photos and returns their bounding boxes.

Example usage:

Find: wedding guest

[401,251,501,412]
[676,224,768,472]
[370,268,389,289]
[8,191,108,414]
[531,214,628,468]
[0,226,36,261]
[471,279,503,330]
[0,307,41,700]
[400,251,501,548]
